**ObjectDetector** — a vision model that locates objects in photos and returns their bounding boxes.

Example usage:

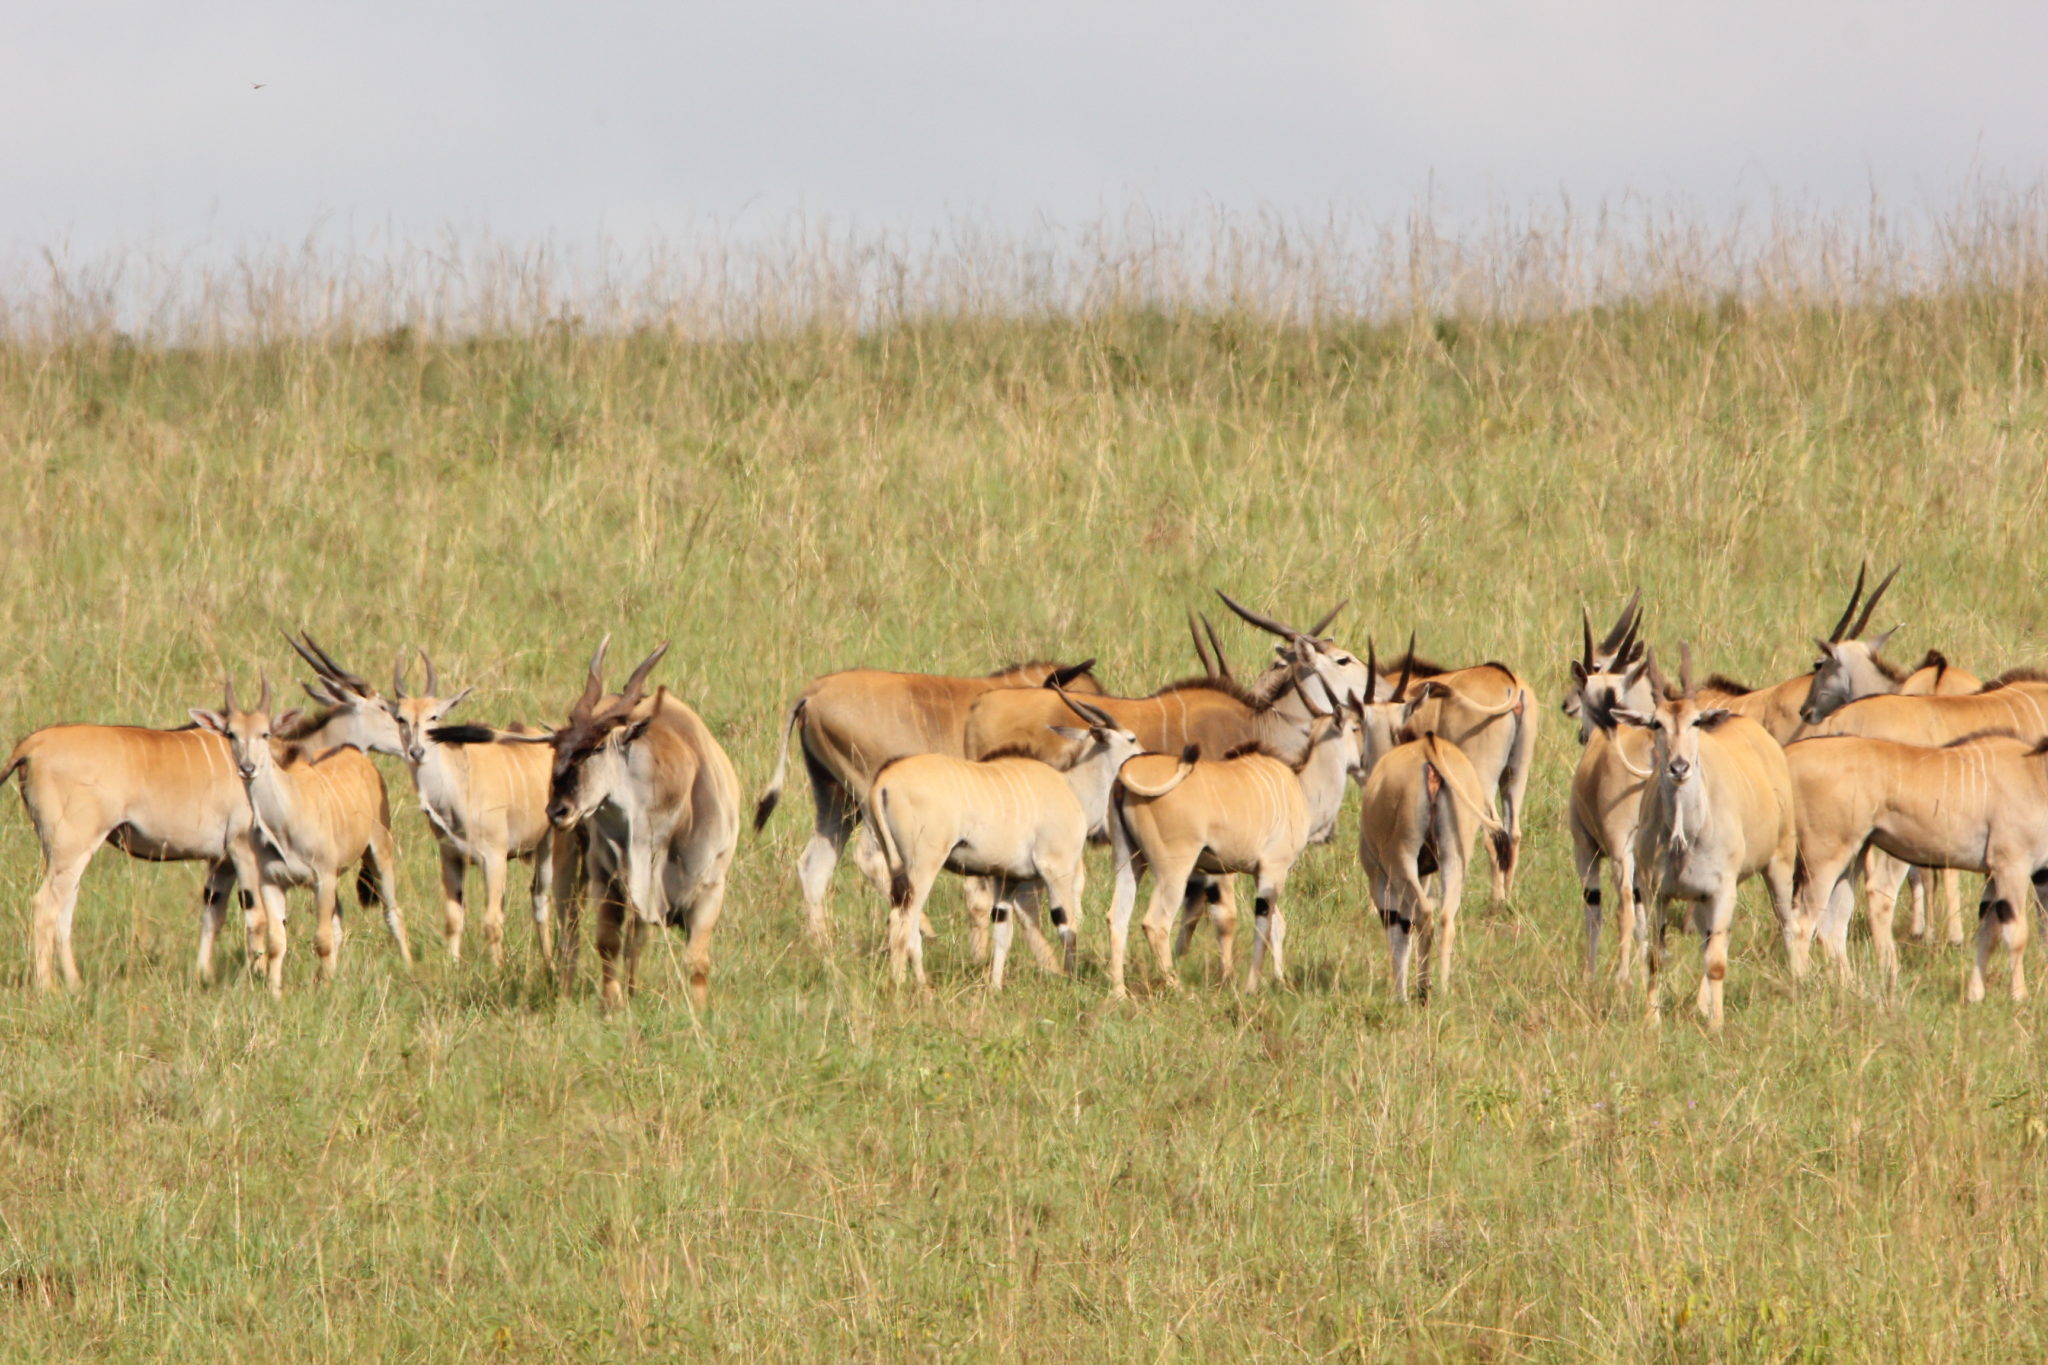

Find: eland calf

[1105,688,1362,997]
[189,677,412,994]
[869,690,1140,990]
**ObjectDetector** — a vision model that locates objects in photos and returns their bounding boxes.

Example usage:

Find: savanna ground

[3,213,2048,1362]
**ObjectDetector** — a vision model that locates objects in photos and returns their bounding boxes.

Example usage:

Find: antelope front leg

[438,845,469,963]
[479,849,511,969]
[313,874,343,985]
[1695,885,1737,1031]
[528,834,556,965]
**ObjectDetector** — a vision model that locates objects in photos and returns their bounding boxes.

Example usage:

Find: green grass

[4,227,2048,1361]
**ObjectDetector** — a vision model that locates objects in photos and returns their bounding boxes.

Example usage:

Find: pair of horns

[1215,590,1345,644]
[285,630,372,698]
[392,649,441,699]
[1361,633,1417,705]
[1581,587,1642,669]
[1188,610,1233,681]
[1626,643,1691,700]
[1828,562,1901,643]
[221,673,273,714]
[567,635,670,726]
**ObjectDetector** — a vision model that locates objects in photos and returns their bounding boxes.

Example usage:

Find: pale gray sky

[5,1,2041,255]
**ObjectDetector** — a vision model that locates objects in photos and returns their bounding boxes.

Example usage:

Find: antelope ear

[190,709,224,733]
[1611,708,1656,729]
[435,687,474,719]
[1561,694,1583,717]
[1694,708,1736,730]
[1812,638,1836,660]
[273,709,303,732]
[619,717,655,746]
[1868,624,1903,654]
[1570,660,1588,683]
[1045,725,1088,743]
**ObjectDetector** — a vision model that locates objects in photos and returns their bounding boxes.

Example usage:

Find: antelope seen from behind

[1349,647,1504,1001]
[1105,684,1363,998]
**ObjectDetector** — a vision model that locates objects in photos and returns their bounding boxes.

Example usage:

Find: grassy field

[4,219,2048,1361]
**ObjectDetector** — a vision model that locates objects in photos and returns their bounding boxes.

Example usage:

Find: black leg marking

[1584,888,1601,906]
[1205,882,1222,905]
[1253,897,1272,919]
[1994,899,2018,926]
[991,905,1010,924]
[1048,906,1068,927]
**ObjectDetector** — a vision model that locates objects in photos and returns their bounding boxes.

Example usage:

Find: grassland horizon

[3,202,2048,1362]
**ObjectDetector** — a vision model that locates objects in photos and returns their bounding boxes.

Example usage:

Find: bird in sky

[250,81,267,90]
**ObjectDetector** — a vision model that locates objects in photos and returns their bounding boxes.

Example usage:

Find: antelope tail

[1423,736,1506,834]
[0,739,29,786]
[874,786,910,908]
[1117,744,1199,799]
[753,698,806,832]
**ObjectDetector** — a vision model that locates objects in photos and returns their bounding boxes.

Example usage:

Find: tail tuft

[752,790,779,833]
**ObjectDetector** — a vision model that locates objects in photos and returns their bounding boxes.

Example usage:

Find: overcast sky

[5,2,2041,258]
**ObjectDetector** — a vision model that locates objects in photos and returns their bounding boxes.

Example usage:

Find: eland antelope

[289,636,559,967]
[1564,602,1658,984]
[868,689,1140,990]
[1104,686,1363,997]
[189,676,412,994]
[1786,731,2046,1002]
[1694,563,1899,743]
[485,641,740,1009]
[1617,648,1797,1029]
[1357,727,1502,1003]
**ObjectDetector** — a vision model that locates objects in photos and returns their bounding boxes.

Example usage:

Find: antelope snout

[407,746,426,764]
[237,762,257,780]
[1666,757,1692,784]
[547,800,574,828]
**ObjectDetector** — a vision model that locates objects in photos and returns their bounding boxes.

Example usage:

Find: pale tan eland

[1616,648,1797,1030]
[189,676,412,995]
[868,689,1140,991]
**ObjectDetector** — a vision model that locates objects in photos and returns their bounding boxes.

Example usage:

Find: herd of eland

[4,571,2041,1024]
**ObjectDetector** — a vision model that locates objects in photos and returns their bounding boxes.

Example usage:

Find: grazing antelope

[869,689,1140,990]
[1694,563,1899,742]
[493,641,740,1009]
[1618,648,1798,1029]
[1218,593,1540,902]
[1786,732,2044,1002]
[1104,686,1362,997]
[755,659,1100,946]
[189,677,412,995]
[1565,601,1658,984]
[288,636,559,967]
[1357,725,1502,1004]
